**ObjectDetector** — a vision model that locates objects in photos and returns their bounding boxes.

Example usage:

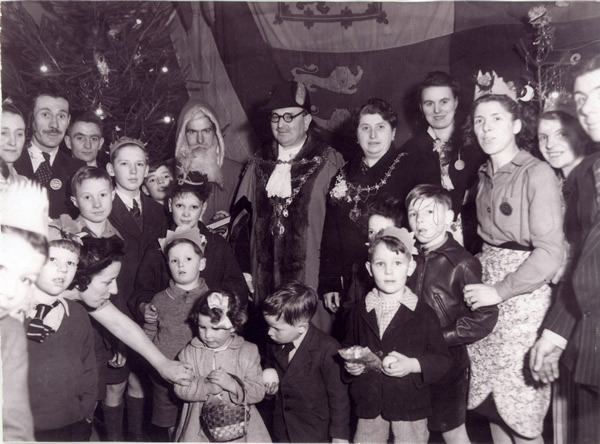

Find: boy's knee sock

[102,401,124,442]
[125,393,145,441]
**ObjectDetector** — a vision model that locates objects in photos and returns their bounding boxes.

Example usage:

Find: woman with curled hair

[319,98,437,334]
[463,91,565,443]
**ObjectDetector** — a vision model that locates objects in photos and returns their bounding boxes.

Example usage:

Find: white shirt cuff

[542,329,568,350]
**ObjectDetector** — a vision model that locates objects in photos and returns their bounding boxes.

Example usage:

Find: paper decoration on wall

[291,64,364,94]
[274,2,388,29]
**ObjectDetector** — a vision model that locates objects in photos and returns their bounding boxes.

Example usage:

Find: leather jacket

[409,234,498,350]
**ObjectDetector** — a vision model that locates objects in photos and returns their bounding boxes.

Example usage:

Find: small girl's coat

[174,335,271,442]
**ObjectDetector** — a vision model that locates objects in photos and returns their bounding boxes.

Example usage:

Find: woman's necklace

[334,152,405,222]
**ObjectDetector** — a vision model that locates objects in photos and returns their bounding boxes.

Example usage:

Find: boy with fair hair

[344,227,451,444]
[26,228,97,441]
[262,281,350,443]
[106,137,168,441]
[71,165,120,238]
[406,184,497,444]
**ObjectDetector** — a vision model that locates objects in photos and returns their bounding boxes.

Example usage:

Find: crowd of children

[2,53,600,444]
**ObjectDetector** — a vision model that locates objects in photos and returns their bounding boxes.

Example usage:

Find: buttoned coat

[265,324,350,442]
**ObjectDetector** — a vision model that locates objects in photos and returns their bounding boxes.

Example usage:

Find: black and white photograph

[1,1,600,443]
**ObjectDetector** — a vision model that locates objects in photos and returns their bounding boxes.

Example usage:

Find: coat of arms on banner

[291,64,364,94]
[274,2,388,29]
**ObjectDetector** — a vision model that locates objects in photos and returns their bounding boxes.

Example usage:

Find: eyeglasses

[270,110,305,123]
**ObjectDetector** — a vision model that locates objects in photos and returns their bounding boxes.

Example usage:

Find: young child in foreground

[263,281,351,443]
[343,227,451,444]
[406,184,498,444]
[143,225,210,436]
[174,289,270,442]
[26,226,97,442]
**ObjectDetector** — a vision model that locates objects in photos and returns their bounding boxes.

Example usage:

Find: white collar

[277,136,307,160]
[115,189,141,210]
[28,141,59,165]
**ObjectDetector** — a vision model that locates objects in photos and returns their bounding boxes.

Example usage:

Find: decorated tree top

[1,1,189,161]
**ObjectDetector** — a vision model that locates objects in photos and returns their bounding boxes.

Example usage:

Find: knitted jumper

[144,278,209,360]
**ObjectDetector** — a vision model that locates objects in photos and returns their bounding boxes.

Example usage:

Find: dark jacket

[133,222,248,321]
[343,298,451,421]
[319,146,438,296]
[408,234,498,371]
[26,300,97,431]
[14,148,85,219]
[543,153,600,388]
[265,324,350,442]
[109,194,168,319]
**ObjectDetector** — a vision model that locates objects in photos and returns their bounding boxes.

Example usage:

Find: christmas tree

[1,1,189,160]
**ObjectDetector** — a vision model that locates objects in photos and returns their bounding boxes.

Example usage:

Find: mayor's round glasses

[270,110,305,123]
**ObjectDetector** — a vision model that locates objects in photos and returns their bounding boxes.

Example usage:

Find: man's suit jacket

[266,324,350,443]
[544,219,600,388]
[14,148,85,218]
[109,193,168,319]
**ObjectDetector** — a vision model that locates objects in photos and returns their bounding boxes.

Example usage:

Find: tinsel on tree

[1,1,189,160]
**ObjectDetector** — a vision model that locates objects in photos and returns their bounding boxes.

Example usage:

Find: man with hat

[14,85,85,218]
[236,80,344,333]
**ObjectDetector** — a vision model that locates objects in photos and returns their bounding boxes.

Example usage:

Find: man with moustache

[174,100,243,225]
[530,53,600,444]
[14,86,85,218]
[236,81,344,332]
[65,111,108,169]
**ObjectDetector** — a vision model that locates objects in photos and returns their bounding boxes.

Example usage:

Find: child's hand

[344,362,365,376]
[207,368,238,393]
[206,382,223,395]
[382,352,420,377]
[264,382,279,396]
[108,350,127,368]
[144,304,159,324]
[464,284,502,310]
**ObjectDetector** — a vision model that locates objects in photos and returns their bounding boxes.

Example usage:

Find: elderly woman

[174,99,243,225]
[319,98,437,319]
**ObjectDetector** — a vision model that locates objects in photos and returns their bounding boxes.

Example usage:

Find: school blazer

[14,149,85,218]
[266,324,350,442]
[108,194,168,318]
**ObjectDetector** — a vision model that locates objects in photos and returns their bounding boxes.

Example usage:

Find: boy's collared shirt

[115,189,142,213]
[288,327,308,361]
[27,287,70,332]
[27,142,59,170]
[365,287,418,338]
[76,215,122,239]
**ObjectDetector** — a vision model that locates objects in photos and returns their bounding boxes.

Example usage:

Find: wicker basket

[200,374,250,442]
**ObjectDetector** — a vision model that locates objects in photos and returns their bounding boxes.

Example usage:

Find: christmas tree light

[1,1,189,161]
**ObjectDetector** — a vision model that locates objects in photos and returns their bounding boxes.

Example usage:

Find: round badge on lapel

[454,159,465,171]
[49,178,62,190]
[499,201,512,216]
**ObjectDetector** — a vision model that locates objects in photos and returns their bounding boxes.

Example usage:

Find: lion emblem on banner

[291,64,364,94]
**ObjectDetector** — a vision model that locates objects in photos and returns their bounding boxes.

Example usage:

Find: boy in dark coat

[262,282,350,443]
[344,227,450,444]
